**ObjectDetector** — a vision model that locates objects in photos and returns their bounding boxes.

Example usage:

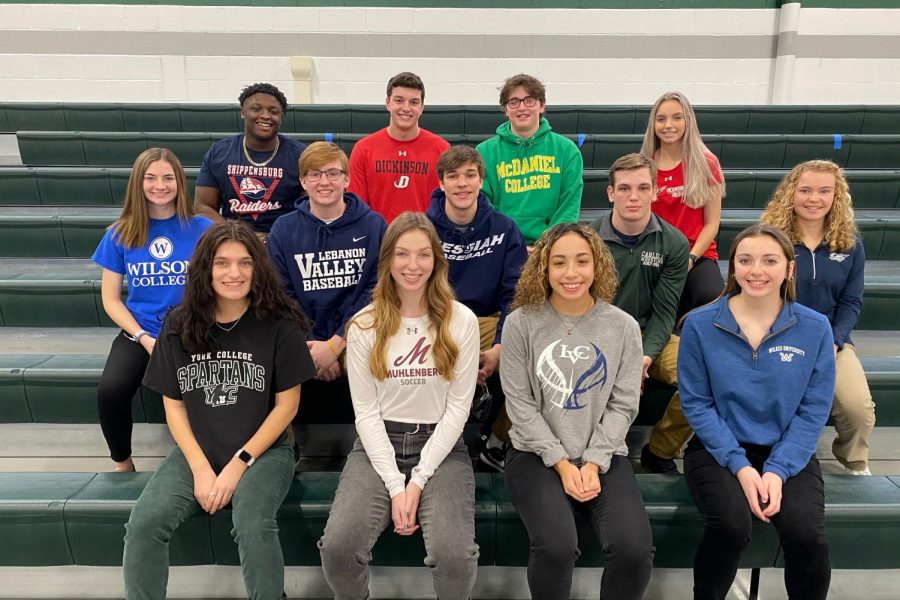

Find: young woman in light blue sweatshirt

[679,223,835,600]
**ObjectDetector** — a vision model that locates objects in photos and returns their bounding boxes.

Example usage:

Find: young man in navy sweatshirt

[268,142,386,386]
[426,145,528,470]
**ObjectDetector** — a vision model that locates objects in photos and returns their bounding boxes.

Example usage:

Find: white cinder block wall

[0,5,899,105]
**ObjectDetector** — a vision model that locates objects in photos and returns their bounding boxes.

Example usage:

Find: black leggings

[97,331,150,462]
[684,438,830,600]
[678,257,725,320]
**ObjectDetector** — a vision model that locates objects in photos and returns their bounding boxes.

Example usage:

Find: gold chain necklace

[242,135,280,168]
[551,301,594,336]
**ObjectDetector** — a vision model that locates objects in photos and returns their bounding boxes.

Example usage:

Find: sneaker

[479,442,509,472]
[640,444,679,474]
[114,458,136,473]
[842,464,872,476]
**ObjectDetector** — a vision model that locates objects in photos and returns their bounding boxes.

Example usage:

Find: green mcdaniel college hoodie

[476,117,583,245]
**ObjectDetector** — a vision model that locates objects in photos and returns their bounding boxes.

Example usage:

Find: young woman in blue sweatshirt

[679,223,834,600]
[761,160,875,475]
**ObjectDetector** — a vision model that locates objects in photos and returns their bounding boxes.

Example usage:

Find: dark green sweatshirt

[591,213,689,360]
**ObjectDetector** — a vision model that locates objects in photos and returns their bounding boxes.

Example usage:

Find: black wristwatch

[689,253,699,263]
[234,448,255,467]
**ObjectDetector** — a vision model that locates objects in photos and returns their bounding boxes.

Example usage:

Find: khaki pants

[832,343,875,469]
[647,335,689,459]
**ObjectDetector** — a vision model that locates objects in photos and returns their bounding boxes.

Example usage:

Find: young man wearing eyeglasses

[476,74,583,249]
[347,72,450,224]
[268,142,386,385]
[195,82,306,236]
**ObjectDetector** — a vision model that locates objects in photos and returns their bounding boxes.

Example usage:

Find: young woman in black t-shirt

[123,221,315,600]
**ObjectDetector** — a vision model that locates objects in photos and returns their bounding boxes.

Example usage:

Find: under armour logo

[780,352,794,362]
[398,151,407,156]
[406,327,418,334]
[663,176,673,182]
[394,175,410,189]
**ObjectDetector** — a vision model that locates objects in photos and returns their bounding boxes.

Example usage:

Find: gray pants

[122,442,295,600]
[318,426,479,599]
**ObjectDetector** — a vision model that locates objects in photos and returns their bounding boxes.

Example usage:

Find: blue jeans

[122,442,296,600]
[318,424,478,600]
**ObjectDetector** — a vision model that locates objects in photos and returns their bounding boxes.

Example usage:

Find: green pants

[123,442,295,600]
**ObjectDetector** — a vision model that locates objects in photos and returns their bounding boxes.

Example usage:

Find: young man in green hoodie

[476,74,583,249]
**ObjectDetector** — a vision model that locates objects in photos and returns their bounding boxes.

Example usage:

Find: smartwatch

[235,448,255,467]
[131,329,148,344]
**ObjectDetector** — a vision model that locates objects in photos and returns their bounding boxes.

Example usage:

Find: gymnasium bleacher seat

[3,167,898,209]
[0,472,898,569]
[5,103,900,135]
[2,102,900,585]
[22,131,900,170]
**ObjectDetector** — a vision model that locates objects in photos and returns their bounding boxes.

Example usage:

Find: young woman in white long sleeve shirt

[318,211,481,600]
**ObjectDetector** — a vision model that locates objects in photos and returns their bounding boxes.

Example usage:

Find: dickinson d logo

[394,175,410,189]
[536,340,607,410]
[148,237,173,260]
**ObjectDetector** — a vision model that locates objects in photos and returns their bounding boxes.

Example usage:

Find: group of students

[89,74,875,600]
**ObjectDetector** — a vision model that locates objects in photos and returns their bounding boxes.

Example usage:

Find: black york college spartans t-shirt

[143,310,315,473]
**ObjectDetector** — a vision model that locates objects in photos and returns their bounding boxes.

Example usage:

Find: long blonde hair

[760,160,857,252]
[511,223,618,311]
[111,147,194,249]
[640,91,726,209]
[353,212,459,381]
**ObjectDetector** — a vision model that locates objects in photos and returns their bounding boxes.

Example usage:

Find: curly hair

[499,73,546,106]
[511,223,618,311]
[721,223,796,302]
[111,147,194,249]
[172,221,308,353]
[238,82,288,112]
[350,212,459,381]
[759,159,857,252]
[640,91,726,209]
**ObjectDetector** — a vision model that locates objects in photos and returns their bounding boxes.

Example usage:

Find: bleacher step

[2,424,899,475]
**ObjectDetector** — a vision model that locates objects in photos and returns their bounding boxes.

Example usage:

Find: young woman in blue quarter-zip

[678,223,834,600]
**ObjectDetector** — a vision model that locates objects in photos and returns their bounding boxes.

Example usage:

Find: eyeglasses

[505,96,539,109]
[305,169,345,182]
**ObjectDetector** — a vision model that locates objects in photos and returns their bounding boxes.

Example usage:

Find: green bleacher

[2,167,899,209]
[4,103,900,135]
[1,471,898,569]
[18,131,900,169]
[2,102,899,580]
